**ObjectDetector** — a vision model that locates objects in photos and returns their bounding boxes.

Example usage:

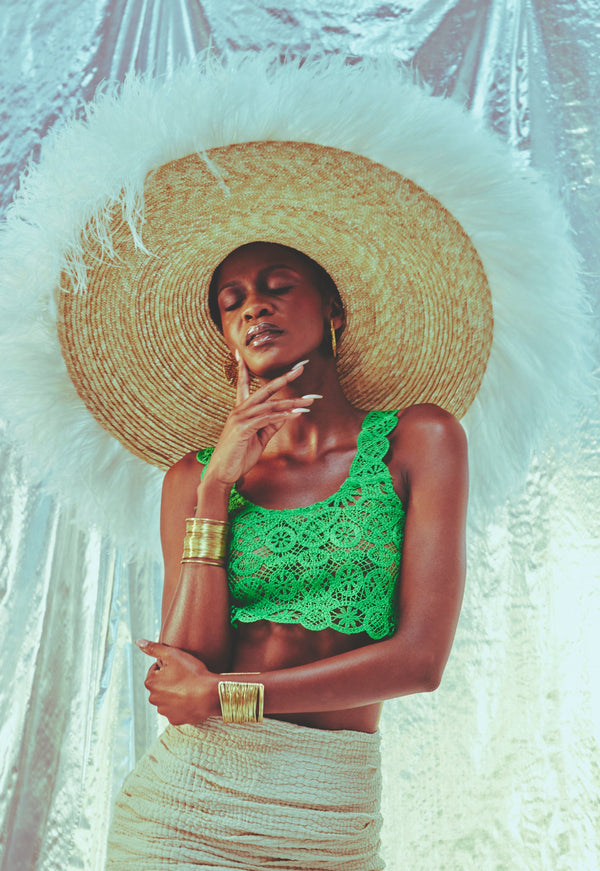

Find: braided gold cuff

[181,517,230,567]
[218,680,264,724]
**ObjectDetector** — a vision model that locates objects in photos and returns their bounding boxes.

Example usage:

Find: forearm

[160,474,234,672]
[160,564,232,672]
[211,628,445,717]
[264,633,442,714]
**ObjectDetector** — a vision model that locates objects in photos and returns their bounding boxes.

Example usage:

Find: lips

[245,322,283,345]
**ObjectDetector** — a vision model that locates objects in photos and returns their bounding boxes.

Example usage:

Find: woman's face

[214,243,334,377]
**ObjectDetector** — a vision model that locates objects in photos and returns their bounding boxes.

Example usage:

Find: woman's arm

[157,356,314,673]
[142,407,468,723]
[159,454,234,673]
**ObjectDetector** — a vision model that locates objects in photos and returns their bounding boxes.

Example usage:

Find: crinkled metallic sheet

[0,1,599,869]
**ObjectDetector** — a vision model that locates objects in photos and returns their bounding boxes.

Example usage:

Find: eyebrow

[217,264,301,294]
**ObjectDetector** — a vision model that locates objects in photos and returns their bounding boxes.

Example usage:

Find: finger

[136,639,170,659]
[235,395,318,424]
[256,416,295,447]
[237,359,309,411]
[235,350,250,404]
[145,662,159,683]
[237,408,308,436]
[256,359,310,400]
[253,409,307,449]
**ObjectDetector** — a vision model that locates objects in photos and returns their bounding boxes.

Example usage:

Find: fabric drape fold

[1,2,598,870]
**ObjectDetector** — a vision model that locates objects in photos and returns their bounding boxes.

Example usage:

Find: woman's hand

[203,355,314,487]
[137,639,219,725]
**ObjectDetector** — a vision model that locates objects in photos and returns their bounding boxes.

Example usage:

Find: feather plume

[0,52,594,559]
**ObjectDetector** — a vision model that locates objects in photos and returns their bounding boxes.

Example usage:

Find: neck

[256,358,364,454]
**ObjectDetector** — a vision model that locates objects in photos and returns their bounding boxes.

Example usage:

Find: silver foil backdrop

[1,2,599,870]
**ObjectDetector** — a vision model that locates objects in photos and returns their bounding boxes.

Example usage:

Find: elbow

[416,651,446,693]
[421,666,442,693]
[388,652,444,696]
[387,632,450,695]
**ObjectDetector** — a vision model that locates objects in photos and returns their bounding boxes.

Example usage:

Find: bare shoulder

[394,403,466,448]
[162,449,205,501]
[388,403,467,484]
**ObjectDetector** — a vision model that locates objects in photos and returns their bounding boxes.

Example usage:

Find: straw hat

[58,140,493,469]
[0,53,588,558]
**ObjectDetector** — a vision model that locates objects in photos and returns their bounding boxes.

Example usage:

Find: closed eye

[219,278,295,314]
[223,286,292,310]
[223,297,242,311]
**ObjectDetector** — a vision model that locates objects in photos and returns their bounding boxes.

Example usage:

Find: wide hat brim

[58,140,493,469]
[0,53,589,558]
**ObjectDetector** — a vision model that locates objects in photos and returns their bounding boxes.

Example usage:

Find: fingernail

[301,394,323,399]
[290,359,309,371]
[235,349,241,362]
[136,639,150,648]
[291,408,311,413]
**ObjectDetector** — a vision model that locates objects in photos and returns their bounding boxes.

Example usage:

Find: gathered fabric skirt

[105,716,384,870]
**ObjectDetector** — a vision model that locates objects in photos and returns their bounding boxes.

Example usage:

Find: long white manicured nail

[290,359,309,371]
[302,394,323,399]
[235,349,241,361]
[291,407,311,413]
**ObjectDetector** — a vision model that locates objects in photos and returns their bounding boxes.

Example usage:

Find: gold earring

[330,319,337,358]
[224,353,238,387]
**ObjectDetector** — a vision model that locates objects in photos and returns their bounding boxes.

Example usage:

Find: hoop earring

[330,319,337,358]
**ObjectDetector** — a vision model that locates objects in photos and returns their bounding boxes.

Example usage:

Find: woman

[105,240,468,869]
[0,47,586,871]
[0,37,590,871]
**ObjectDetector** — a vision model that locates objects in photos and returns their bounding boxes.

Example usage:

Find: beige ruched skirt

[105,716,384,870]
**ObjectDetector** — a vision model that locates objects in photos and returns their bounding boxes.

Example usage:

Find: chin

[244,348,293,375]
[250,360,291,380]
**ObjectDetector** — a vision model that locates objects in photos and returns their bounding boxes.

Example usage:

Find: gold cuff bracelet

[218,680,264,724]
[181,517,230,566]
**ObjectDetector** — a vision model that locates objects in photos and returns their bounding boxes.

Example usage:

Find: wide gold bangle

[218,680,264,724]
[181,517,230,566]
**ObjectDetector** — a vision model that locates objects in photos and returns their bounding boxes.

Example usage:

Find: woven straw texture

[106,716,384,870]
[58,141,492,469]
[0,53,591,556]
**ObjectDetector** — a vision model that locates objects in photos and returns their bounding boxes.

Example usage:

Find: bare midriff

[231,619,383,733]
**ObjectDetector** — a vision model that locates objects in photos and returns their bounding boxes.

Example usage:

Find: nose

[241,290,274,321]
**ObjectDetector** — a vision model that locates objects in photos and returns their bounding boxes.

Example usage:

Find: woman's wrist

[195,472,233,518]
[181,517,230,566]
[214,673,265,723]
[209,673,223,718]
[186,671,223,723]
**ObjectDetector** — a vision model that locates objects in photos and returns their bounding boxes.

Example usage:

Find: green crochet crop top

[197,409,406,640]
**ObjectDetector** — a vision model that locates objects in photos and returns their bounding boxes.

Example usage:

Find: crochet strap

[350,409,399,478]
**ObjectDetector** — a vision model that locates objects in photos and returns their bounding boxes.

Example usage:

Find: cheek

[219,315,236,347]
[297,313,328,350]
[296,290,328,325]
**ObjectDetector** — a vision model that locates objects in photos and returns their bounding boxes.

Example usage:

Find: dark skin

[140,242,469,733]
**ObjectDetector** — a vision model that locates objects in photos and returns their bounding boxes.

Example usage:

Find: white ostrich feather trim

[0,53,593,561]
